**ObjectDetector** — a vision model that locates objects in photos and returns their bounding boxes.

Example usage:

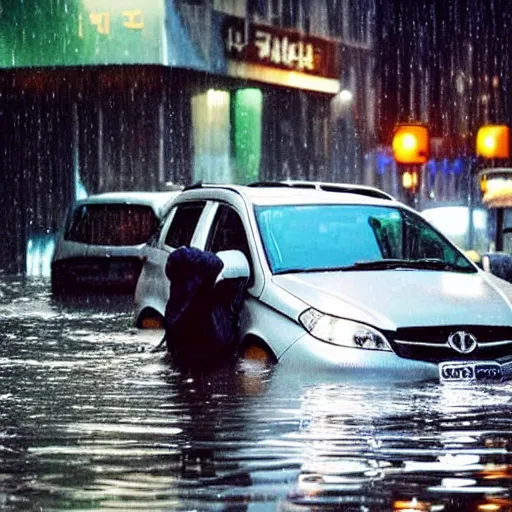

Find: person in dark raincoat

[162,246,248,371]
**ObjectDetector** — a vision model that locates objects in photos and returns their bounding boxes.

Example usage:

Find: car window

[206,204,251,265]
[164,202,205,248]
[255,204,475,274]
[370,209,462,262]
[64,204,159,246]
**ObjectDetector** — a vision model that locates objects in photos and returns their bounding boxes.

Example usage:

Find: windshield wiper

[274,258,475,275]
[274,260,413,274]
[274,267,319,275]
[343,258,475,273]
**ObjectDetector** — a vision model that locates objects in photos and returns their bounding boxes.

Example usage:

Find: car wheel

[138,310,164,329]
[241,338,276,365]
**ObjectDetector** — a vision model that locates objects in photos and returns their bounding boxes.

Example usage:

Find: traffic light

[402,170,419,191]
[392,124,430,165]
[476,124,510,159]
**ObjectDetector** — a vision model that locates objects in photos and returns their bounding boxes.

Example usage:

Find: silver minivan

[51,191,180,294]
[134,182,512,383]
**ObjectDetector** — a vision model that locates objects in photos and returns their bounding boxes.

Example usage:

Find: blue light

[427,160,437,176]
[376,151,393,175]
[451,158,464,175]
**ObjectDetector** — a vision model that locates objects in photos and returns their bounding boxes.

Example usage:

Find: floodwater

[1,277,512,511]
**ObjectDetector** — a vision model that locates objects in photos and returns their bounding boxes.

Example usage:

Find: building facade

[0,0,379,274]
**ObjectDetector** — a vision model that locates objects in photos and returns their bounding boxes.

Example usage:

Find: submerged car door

[136,201,212,310]
[205,203,253,269]
[203,202,255,329]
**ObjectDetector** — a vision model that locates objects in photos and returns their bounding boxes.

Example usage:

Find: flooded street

[1,276,512,511]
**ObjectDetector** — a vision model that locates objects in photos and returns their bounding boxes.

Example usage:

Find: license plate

[439,361,503,383]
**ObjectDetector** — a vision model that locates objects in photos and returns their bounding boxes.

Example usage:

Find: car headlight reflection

[299,308,392,351]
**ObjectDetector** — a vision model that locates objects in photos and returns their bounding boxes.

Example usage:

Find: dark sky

[375,0,512,142]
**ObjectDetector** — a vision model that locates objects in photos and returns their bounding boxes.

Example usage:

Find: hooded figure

[163,246,247,370]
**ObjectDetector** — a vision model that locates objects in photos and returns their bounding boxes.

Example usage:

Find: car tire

[138,310,164,329]
[241,337,276,365]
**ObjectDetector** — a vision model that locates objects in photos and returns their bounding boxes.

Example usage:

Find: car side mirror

[215,250,250,283]
[482,252,512,282]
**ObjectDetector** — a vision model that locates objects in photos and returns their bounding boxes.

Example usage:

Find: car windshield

[255,204,476,275]
[65,204,159,246]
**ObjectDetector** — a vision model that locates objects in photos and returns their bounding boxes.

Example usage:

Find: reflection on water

[0,275,512,511]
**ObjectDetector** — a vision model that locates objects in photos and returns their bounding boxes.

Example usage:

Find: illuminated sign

[80,9,145,37]
[0,0,163,68]
[478,168,512,208]
[222,16,339,79]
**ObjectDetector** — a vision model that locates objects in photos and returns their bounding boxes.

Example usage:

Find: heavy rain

[1,1,512,511]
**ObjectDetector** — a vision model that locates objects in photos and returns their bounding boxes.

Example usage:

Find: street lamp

[337,89,353,104]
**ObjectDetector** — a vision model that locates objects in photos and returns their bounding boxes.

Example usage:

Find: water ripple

[1,277,512,510]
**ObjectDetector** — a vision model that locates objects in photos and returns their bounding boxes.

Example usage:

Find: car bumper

[502,359,512,379]
[278,333,444,383]
[52,257,143,293]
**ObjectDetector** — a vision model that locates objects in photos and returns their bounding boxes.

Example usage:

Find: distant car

[51,191,181,294]
[134,182,512,383]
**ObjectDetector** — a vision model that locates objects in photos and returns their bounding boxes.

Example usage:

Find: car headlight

[299,308,392,351]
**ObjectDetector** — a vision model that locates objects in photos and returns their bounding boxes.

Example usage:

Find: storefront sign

[78,9,145,38]
[222,16,339,79]
[0,2,339,93]
[479,168,512,208]
[0,0,163,68]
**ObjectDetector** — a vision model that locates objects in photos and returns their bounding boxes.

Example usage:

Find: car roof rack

[183,181,204,191]
[247,180,394,200]
[183,180,394,200]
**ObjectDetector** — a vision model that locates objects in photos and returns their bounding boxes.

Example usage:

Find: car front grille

[388,325,512,363]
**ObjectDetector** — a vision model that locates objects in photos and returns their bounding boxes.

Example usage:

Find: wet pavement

[1,275,512,511]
